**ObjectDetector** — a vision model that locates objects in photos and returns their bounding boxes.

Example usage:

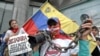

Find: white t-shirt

[3,28,28,42]
[3,30,15,42]
[40,39,79,56]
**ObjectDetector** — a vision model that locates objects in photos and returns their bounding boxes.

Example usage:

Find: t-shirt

[78,40,91,56]
[3,30,15,42]
[40,39,79,56]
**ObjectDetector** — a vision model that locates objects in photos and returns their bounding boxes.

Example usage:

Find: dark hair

[47,18,58,26]
[92,26,99,32]
[80,14,89,22]
[9,19,17,30]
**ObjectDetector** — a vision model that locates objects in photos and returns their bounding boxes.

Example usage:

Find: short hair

[92,26,99,32]
[47,18,59,26]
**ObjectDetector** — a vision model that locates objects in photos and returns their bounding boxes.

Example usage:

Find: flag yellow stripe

[88,35,97,53]
[40,2,79,34]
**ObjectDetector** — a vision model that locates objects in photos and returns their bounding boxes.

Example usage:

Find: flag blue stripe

[32,10,48,30]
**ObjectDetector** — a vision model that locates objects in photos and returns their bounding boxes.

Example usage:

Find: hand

[81,19,93,40]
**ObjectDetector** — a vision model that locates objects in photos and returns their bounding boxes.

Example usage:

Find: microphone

[79,14,90,33]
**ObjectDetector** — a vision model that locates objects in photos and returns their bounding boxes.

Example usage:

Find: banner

[8,34,32,56]
[22,2,79,35]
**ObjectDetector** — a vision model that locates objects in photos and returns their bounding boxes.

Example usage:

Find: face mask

[50,27,60,31]
[50,27,60,34]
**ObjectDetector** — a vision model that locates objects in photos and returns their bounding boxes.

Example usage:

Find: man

[78,19,93,56]
[91,26,100,56]
[39,18,78,56]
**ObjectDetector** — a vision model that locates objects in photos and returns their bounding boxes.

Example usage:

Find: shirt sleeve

[3,30,10,42]
[78,40,91,56]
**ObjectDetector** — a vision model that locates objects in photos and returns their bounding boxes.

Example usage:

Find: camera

[28,30,52,48]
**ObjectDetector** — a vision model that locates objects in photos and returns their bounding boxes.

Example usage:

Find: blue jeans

[0,42,7,56]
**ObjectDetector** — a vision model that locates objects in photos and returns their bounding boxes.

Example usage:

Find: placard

[8,34,32,56]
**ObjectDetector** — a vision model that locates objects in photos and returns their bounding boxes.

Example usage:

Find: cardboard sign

[8,34,32,56]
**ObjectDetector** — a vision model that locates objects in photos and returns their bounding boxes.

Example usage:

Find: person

[95,34,100,56]
[79,14,98,56]
[30,18,92,56]
[3,19,19,42]
[0,34,2,49]
[38,18,79,56]
[91,26,99,37]
[91,26,100,56]
[3,19,32,56]
[0,34,2,46]
[3,19,19,56]
[78,18,93,56]
[0,31,6,56]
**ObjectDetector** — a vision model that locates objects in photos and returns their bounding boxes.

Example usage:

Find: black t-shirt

[92,46,100,56]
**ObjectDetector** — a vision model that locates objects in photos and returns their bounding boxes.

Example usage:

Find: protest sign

[8,34,32,56]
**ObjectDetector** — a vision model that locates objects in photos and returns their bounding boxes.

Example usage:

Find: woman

[3,19,19,56]
[3,19,19,42]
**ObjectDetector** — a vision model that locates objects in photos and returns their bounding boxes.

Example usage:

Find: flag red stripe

[23,18,38,35]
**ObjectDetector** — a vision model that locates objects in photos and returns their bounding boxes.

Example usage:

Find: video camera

[28,30,52,48]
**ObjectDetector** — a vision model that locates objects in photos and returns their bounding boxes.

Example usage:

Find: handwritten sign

[8,34,32,56]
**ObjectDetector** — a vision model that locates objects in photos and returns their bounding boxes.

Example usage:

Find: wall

[31,0,100,27]
[0,2,33,33]
[62,0,100,27]
[0,2,13,33]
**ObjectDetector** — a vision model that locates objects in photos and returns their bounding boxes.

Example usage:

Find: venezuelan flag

[87,35,97,53]
[23,1,79,35]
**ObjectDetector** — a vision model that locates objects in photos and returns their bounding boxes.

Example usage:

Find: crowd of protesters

[0,14,100,56]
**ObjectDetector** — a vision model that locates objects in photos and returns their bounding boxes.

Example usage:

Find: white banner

[8,34,32,56]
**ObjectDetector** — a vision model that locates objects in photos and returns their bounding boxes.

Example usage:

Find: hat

[47,17,60,26]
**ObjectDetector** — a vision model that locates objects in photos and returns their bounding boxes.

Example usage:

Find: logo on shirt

[45,49,61,56]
